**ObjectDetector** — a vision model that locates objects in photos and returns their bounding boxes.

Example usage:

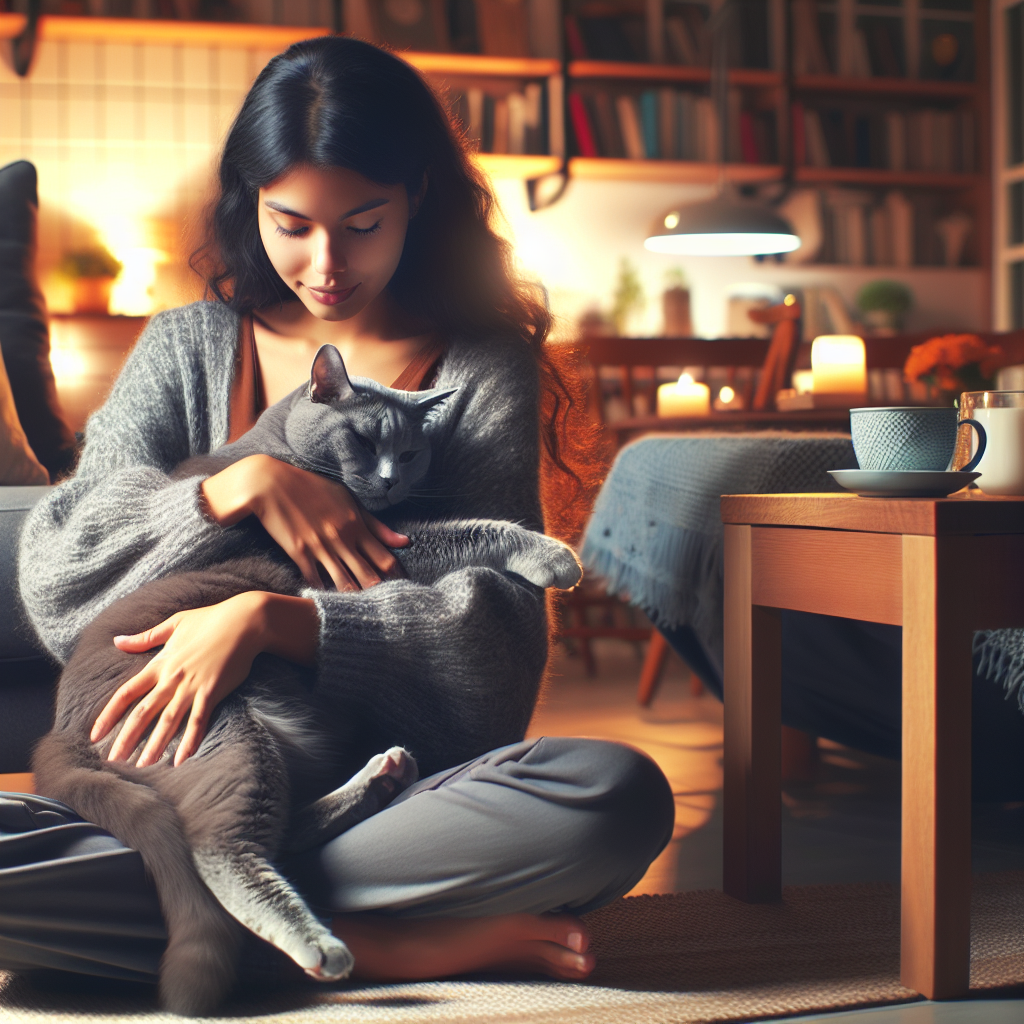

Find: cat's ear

[412,387,458,415]
[309,345,356,404]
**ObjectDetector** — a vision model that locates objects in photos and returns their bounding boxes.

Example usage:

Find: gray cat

[32,344,581,1016]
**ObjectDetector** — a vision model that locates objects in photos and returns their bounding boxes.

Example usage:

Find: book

[862,16,905,78]
[467,87,485,149]
[592,90,625,158]
[568,92,598,157]
[739,110,758,164]
[659,88,677,161]
[694,96,717,162]
[851,29,872,78]
[616,95,646,160]
[563,14,587,59]
[492,96,510,154]
[640,91,659,159]
[507,91,527,154]
[869,204,892,265]
[665,15,699,65]
[804,110,831,168]
[646,0,665,64]
[523,82,544,153]
[885,190,914,267]
[547,74,565,158]
[791,101,807,166]
[679,91,698,160]
[818,110,846,166]
[884,111,906,171]
[792,0,830,74]
[527,0,562,59]
[474,0,531,57]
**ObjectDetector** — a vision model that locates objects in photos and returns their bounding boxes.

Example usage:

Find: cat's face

[284,345,456,511]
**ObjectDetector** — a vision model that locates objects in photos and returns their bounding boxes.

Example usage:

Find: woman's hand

[92,592,320,767]
[202,454,408,591]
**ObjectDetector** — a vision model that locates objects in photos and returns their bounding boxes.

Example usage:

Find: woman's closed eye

[275,223,309,238]
[348,220,382,236]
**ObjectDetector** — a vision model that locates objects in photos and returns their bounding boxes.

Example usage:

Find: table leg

[900,535,972,999]
[723,524,782,902]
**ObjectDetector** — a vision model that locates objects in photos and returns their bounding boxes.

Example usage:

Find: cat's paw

[304,935,354,982]
[367,746,419,796]
[507,537,583,590]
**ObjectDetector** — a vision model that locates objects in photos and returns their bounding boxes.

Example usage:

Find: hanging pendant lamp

[644,196,801,257]
[643,0,800,258]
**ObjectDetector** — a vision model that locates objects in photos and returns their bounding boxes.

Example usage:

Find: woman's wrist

[200,455,271,527]
[251,591,320,667]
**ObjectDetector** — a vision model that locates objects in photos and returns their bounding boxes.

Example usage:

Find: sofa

[0,485,59,773]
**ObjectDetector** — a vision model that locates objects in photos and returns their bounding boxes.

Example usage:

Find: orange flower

[903,334,1003,384]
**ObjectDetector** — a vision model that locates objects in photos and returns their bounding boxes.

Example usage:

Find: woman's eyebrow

[263,198,390,220]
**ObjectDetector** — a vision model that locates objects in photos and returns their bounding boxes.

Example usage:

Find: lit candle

[811,335,867,396]
[657,373,711,417]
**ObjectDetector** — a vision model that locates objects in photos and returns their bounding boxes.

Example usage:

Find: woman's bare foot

[330,912,595,983]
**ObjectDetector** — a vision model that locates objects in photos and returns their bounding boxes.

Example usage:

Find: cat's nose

[378,458,398,486]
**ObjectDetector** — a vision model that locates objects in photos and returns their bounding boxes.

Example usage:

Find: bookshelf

[994,0,1024,328]
[0,4,992,272]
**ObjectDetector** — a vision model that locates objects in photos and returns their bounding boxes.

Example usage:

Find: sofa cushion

[0,161,76,480]
[0,484,52,660]
[0,332,48,485]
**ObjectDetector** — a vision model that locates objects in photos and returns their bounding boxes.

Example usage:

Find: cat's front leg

[283,747,418,854]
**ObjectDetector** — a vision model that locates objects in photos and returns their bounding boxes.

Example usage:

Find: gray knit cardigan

[18,301,548,777]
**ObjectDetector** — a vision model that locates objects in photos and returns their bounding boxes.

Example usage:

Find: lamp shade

[644,198,801,256]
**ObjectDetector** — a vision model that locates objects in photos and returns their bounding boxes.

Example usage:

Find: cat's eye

[354,433,376,453]
[399,451,417,464]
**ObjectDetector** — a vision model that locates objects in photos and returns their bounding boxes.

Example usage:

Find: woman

[7,37,674,989]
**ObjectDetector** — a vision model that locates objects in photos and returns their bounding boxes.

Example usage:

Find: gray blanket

[581,433,1024,714]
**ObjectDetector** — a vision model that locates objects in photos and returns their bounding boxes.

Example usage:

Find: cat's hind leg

[161,718,354,982]
[283,746,418,854]
[192,847,353,981]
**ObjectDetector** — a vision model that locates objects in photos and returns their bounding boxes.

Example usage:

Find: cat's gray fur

[32,345,581,1016]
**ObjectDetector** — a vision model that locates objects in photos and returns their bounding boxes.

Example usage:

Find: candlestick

[657,373,711,417]
[811,335,867,397]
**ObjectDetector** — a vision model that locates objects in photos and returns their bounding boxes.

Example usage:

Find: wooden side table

[719,492,1024,1000]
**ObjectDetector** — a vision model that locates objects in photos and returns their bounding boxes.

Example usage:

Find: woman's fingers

[107,679,175,762]
[91,670,157,742]
[362,511,409,549]
[313,543,361,592]
[137,690,192,767]
[360,534,406,581]
[113,617,176,653]
[174,693,213,767]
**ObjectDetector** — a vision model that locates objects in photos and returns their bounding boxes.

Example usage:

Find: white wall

[489,176,990,338]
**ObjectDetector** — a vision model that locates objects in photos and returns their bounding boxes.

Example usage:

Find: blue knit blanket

[580,433,1024,713]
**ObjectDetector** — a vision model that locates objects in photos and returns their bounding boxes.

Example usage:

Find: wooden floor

[530,639,1024,898]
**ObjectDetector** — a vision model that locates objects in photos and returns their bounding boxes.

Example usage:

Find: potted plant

[58,247,123,315]
[855,279,913,334]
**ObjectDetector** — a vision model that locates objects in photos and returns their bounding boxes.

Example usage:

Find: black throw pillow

[0,160,76,480]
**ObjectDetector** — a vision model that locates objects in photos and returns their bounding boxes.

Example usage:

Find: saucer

[829,469,980,498]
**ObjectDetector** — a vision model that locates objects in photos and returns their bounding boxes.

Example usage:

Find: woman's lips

[305,283,359,306]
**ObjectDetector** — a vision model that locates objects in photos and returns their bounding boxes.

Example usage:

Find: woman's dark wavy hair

[192,35,601,540]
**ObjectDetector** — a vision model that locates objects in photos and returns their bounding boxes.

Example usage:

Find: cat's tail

[31,733,242,1016]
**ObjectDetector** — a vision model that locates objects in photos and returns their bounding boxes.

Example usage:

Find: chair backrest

[576,299,803,425]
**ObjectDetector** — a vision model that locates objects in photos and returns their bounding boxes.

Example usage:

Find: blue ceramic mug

[850,406,987,472]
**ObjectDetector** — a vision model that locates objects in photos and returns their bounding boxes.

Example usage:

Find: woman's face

[258,163,415,323]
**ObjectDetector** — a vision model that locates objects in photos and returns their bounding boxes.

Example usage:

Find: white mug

[957,391,1024,495]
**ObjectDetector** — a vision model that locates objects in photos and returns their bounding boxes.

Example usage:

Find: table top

[720,492,1024,536]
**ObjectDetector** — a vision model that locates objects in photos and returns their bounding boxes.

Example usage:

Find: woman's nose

[312,230,346,278]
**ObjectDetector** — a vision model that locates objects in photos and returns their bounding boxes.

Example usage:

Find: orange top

[228,315,445,443]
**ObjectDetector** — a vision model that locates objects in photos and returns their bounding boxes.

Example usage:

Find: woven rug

[1,873,1020,1023]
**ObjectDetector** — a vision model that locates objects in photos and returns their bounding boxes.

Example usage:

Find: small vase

[72,277,114,315]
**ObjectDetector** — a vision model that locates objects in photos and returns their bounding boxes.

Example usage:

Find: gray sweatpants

[0,737,675,984]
